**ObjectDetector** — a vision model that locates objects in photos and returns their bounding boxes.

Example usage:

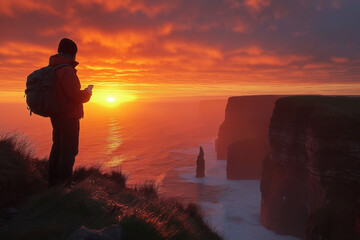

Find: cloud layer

[0,0,359,97]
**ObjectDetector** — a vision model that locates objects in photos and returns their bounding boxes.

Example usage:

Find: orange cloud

[232,46,263,56]
[76,0,178,17]
[231,54,309,66]
[0,42,52,56]
[245,0,271,11]
[0,0,63,16]
[164,41,222,59]
[331,57,349,63]
[0,0,360,101]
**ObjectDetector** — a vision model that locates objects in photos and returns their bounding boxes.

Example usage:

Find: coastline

[176,141,300,240]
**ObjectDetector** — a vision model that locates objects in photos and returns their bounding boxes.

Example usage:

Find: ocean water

[0,100,299,240]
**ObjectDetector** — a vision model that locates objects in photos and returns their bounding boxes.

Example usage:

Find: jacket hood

[49,54,79,68]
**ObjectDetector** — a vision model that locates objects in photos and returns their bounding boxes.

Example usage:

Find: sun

[107,96,115,103]
[90,90,137,107]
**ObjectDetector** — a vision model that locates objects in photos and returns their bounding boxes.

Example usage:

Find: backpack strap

[53,63,72,70]
[53,64,72,106]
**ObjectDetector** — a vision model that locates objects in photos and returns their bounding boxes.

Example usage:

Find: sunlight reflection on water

[0,101,226,187]
[105,117,124,156]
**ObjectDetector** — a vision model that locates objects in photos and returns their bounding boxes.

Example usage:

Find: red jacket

[49,54,90,119]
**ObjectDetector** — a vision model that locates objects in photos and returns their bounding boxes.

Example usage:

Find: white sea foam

[176,141,300,240]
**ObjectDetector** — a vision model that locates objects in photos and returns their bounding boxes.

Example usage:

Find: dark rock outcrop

[260,96,360,239]
[196,146,205,178]
[0,208,17,228]
[69,225,124,240]
[216,95,283,179]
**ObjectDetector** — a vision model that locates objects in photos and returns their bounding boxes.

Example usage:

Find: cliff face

[260,96,360,239]
[227,137,269,179]
[216,95,283,179]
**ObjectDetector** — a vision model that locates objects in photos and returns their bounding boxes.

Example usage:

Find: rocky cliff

[260,96,360,239]
[216,95,283,179]
[227,137,269,179]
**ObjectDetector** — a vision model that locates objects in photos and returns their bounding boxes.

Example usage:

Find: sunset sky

[1,0,360,102]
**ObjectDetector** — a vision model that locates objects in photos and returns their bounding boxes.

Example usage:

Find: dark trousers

[49,117,79,186]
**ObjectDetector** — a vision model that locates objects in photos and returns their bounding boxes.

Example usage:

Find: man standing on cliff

[48,38,92,187]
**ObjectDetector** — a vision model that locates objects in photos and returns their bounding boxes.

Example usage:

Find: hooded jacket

[49,54,90,119]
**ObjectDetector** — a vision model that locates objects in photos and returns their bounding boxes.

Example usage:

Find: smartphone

[87,85,94,91]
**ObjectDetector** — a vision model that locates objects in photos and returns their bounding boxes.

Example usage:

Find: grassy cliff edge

[0,134,223,240]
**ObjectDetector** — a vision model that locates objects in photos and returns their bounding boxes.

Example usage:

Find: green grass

[72,166,128,188]
[134,181,159,198]
[0,133,47,208]
[0,133,223,240]
[0,187,118,240]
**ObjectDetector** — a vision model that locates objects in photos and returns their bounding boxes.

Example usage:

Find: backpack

[25,64,69,117]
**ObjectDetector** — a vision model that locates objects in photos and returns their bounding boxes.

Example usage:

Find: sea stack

[196,146,205,178]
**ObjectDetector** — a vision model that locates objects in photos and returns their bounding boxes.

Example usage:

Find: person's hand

[83,88,92,102]
[85,86,93,94]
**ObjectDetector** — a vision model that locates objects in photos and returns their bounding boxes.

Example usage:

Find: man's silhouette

[48,38,92,187]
